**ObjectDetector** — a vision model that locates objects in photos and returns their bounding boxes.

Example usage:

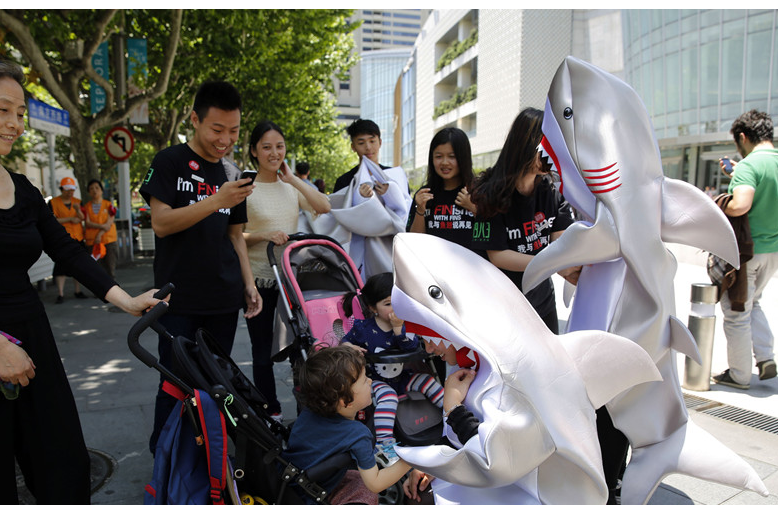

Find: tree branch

[0,10,79,114]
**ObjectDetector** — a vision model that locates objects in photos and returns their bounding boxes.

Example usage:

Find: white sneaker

[376,441,400,466]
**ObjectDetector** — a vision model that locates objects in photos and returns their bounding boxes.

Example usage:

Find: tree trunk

[69,120,100,190]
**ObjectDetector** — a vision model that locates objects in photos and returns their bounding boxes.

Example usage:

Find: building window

[340,82,350,90]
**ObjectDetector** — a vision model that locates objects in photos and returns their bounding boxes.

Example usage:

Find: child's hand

[341,342,367,354]
[443,368,476,414]
[388,311,404,334]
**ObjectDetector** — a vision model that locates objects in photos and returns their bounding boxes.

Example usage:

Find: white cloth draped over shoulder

[299,157,411,280]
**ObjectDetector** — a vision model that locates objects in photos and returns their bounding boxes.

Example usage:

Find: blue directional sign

[28,98,70,137]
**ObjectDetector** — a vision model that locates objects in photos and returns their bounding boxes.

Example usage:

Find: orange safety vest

[83,199,118,246]
[50,195,84,241]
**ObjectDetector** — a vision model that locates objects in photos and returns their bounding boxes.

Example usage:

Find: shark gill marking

[583,163,621,193]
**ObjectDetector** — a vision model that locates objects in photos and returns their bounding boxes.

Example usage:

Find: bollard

[683,283,719,391]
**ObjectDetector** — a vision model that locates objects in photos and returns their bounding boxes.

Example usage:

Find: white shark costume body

[300,157,411,280]
[391,232,662,505]
[523,56,769,504]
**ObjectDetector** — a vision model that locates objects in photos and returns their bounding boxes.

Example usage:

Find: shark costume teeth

[391,232,662,505]
[524,56,768,504]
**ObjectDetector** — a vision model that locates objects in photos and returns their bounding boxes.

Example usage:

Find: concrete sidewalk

[21,248,778,504]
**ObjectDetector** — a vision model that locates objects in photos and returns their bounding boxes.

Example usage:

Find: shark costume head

[391,232,661,505]
[525,56,768,504]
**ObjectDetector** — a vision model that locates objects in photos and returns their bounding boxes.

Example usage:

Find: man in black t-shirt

[139,81,260,454]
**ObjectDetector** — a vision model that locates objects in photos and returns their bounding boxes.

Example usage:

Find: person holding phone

[712,110,778,390]
[140,80,261,454]
[243,120,331,420]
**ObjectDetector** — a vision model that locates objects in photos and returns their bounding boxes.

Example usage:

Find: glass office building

[361,48,413,167]
[623,9,778,191]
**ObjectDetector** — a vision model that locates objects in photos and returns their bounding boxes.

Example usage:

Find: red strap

[162,380,187,401]
[144,484,156,498]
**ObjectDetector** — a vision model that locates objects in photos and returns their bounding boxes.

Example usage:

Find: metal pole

[47,132,57,198]
[113,28,133,263]
[683,283,719,391]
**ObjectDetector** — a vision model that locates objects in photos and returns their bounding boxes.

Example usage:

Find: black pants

[597,406,629,504]
[149,310,238,454]
[1,314,90,505]
[246,286,282,414]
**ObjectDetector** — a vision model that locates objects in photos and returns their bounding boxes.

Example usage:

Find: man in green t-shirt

[712,110,778,390]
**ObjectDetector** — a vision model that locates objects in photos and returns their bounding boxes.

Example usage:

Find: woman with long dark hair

[407,127,477,251]
[243,120,330,420]
[470,107,580,333]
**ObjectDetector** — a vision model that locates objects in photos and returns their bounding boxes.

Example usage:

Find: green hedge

[433,84,477,120]
[435,29,478,73]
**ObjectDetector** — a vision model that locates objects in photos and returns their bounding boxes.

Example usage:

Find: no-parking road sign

[104,126,135,161]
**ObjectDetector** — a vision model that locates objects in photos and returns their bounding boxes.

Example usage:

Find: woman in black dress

[0,60,164,505]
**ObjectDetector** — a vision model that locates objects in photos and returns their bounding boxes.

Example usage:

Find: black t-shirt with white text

[139,143,247,315]
[406,185,482,255]
[471,178,574,317]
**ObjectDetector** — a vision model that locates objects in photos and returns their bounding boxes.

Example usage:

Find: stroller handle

[127,283,175,369]
[266,232,345,268]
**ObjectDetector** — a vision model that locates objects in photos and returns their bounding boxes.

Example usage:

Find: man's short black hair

[346,118,381,140]
[192,81,242,121]
[731,110,774,145]
[295,161,310,176]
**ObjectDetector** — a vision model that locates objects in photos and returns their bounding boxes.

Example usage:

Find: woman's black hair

[248,120,285,167]
[425,127,474,193]
[342,272,393,318]
[470,107,545,218]
[86,179,103,191]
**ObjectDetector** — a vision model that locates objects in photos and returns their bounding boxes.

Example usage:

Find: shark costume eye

[428,286,442,299]
[563,107,573,120]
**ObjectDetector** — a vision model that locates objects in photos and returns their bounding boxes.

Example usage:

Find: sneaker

[269,412,283,423]
[74,292,87,299]
[376,441,400,466]
[55,295,64,304]
[757,360,777,381]
[711,369,750,390]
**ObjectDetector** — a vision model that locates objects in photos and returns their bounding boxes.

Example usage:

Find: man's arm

[228,223,262,318]
[724,185,755,217]
[149,180,253,238]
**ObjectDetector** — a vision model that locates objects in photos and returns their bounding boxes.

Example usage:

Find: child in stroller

[339,273,445,464]
[283,345,412,505]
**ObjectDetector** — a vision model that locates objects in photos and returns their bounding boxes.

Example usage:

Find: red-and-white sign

[104,126,135,161]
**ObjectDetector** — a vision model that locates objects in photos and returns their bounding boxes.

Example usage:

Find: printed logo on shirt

[177,177,231,215]
[189,160,200,171]
[472,221,491,241]
[143,168,154,184]
[506,215,557,253]
[427,204,474,230]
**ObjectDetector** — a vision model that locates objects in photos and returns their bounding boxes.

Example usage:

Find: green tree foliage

[1,10,358,195]
[125,10,358,191]
[0,10,182,190]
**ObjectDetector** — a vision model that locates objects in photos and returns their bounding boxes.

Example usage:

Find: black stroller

[129,284,351,505]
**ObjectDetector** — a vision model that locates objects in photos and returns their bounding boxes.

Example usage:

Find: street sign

[28,98,70,136]
[104,126,135,161]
